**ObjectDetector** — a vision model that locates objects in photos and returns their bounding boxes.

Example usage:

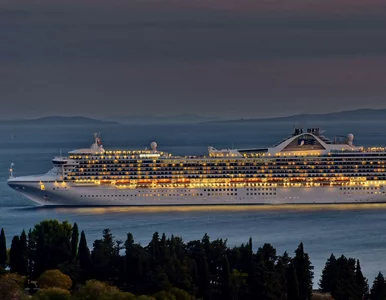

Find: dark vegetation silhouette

[0,220,383,299]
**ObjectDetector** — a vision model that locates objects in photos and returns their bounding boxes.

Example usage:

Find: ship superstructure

[7,129,386,206]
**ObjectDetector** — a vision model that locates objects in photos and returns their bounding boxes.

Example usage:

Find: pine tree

[19,230,28,276]
[276,252,291,300]
[287,261,300,300]
[370,272,386,300]
[9,235,21,273]
[0,228,7,269]
[333,256,357,300]
[319,254,337,292]
[78,231,92,274]
[293,242,314,300]
[355,259,369,299]
[71,223,79,260]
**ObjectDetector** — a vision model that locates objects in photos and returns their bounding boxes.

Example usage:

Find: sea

[1,120,386,286]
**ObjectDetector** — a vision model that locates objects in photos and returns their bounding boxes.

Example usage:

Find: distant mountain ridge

[0,116,118,126]
[210,109,386,123]
[106,113,220,124]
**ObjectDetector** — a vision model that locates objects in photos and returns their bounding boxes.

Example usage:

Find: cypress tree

[221,255,232,300]
[9,235,20,273]
[293,242,314,300]
[319,254,337,292]
[355,259,369,299]
[197,251,211,300]
[124,233,135,283]
[78,231,92,272]
[287,261,300,300]
[0,228,6,269]
[276,252,291,300]
[71,223,79,260]
[19,230,28,276]
[370,272,386,300]
[27,229,35,281]
[34,225,47,277]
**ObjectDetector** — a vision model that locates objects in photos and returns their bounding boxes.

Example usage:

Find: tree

[92,229,120,282]
[19,230,28,276]
[170,287,195,300]
[230,269,248,300]
[332,256,357,300]
[370,272,386,300]
[293,243,314,300]
[152,290,176,300]
[0,228,7,269]
[71,223,79,261]
[37,270,72,290]
[287,261,300,300]
[78,231,92,274]
[355,260,369,300]
[9,235,21,273]
[196,251,211,300]
[0,273,25,300]
[75,279,136,300]
[319,254,337,293]
[32,287,71,300]
[220,255,232,300]
[35,225,47,277]
[276,251,291,300]
[32,220,72,273]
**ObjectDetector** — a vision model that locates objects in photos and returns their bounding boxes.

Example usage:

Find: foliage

[32,287,71,300]
[311,292,334,300]
[370,272,386,300]
[152,290,176,300]
[169,287,195,300]
[2,220,386,300]
[319,254,337,293]
[0,228,7,269]
[32,220,73,277]
[0,273,26,300]
[293,242,314,300]
[320,254,369,300]
[71,223,79,261]
[37,270,72,290]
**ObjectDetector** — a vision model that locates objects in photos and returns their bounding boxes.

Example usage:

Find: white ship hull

[8,180,386,206]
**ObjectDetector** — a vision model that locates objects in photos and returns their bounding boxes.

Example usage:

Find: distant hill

[107,114,220,124]
[0,116,118,126]
[210,109,386,123]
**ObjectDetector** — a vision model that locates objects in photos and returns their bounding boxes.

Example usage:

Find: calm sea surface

[1,121,386,286]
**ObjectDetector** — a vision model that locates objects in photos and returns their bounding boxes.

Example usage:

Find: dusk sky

[1,0,386,119]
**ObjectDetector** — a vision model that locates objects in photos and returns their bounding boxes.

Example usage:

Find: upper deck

[67,129,386,162]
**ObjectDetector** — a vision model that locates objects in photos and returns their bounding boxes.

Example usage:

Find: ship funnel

[347,133,354,146]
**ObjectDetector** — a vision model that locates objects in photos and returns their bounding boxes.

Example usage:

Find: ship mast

[9,163,14,179]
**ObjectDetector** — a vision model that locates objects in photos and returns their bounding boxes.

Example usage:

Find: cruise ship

[7,128,386,206]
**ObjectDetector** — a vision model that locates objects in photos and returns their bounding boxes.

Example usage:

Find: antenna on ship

[9,163,14,179]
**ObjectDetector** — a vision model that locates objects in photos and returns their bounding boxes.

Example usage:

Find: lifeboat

[156,179,172,184]
[176,179,190,184]
[137,180,153,185]
[246,178,262,182]
[336,177,350,182]
[230,178,245,183]
[115,180,131,186]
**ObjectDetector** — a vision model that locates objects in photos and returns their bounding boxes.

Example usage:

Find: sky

[1,0,386,119]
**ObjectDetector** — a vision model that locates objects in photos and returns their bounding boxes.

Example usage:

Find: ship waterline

[7,128,386,206]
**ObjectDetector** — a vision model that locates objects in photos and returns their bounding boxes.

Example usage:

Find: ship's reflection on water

[43,203,386,215]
